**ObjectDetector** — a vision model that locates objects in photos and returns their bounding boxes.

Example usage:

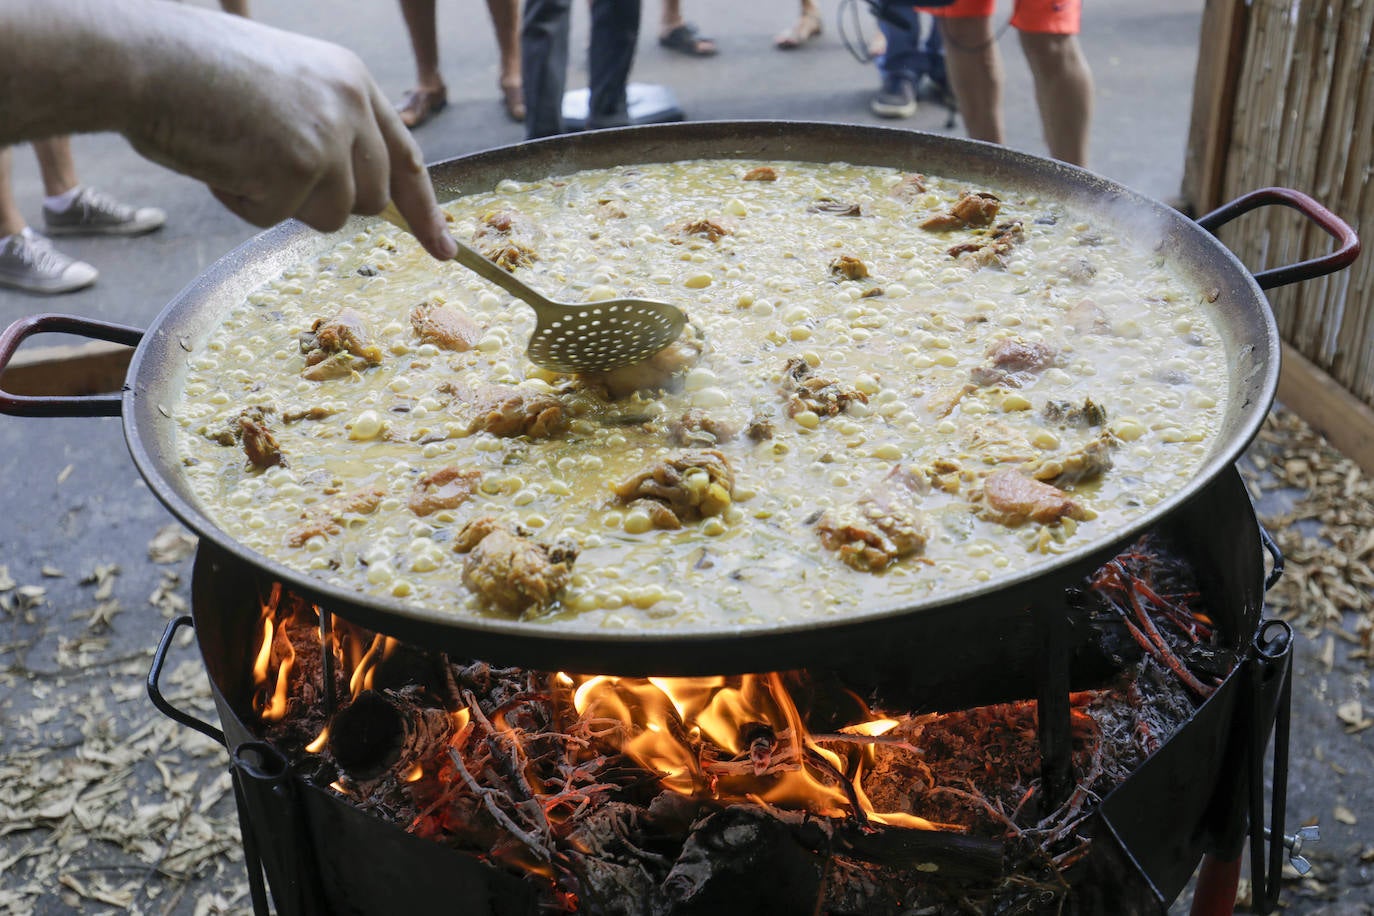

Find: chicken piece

[625,498,683,530]
[926,383,976,419]
[239,410,285,469]
[807,198,863,217]
[816,465,931,571]
[453,517,578,617]
[408,467,482,517]
[782,356,867,418]
[300,307,382,369]
[947,220,1025,268]
[1065,298,1111,335]
[596,199,629,219]
[473,210,539,270]
[919,191,1001,231]
[670,217,734,244]
[667,409,739,447]
[462,385,566,438]
[745,413,775,441]
[613,449,734,523]
[301,352,371,381]
[1042,397,1107,428]
[743,166,778,182]
[1028,433,1116,488]
[889,173,928,202]
[829,255,869,281]
[410,299,482,352]
[965,420,1037,465]
[281,406,338,423]
[970,337,1057,388]
[286,487,386,548]
[584,330,704,400]
[981,469,1089,526]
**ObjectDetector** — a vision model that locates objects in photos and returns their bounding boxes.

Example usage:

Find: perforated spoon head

[525,298,688,374]
[379,202,687,374]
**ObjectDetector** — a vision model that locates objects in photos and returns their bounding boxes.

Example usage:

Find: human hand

[122,8,457,260]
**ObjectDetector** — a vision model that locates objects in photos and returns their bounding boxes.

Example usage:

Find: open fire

[242,534,1235,914]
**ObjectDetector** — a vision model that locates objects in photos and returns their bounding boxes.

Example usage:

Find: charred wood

[328,687,454,781]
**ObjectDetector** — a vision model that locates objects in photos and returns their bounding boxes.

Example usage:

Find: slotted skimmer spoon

[379,202,686,373]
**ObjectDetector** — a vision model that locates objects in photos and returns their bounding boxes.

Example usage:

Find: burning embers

[245,535,1235,914]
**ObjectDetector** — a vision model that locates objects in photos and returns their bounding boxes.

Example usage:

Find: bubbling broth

[174,159,1229,630]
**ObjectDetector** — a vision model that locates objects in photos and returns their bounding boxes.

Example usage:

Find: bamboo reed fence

[1193,0,1372,405]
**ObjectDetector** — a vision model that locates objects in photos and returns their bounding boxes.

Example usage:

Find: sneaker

[0,228,99,294]
[43,186,166,237]
[871,75,918,119]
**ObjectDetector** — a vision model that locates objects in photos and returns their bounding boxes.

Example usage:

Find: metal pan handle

[1196,188,1360,290]
[147,615,226,746]
[0,313,143,417]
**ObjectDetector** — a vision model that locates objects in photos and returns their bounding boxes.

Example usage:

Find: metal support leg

[1034,599,1074,810]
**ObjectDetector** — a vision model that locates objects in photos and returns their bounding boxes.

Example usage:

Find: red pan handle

[0,314,143,417]
[1196,188,1360,290]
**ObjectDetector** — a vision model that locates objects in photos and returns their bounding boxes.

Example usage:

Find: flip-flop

[396,86,448,129]
[659,23,718,57]
[774,14,822,50]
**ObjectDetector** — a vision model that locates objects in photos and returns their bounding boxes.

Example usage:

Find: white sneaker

[43,186,166,237]
[0,228,99,294]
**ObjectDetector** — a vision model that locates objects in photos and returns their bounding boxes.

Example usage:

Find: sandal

[774,13,822,50]
[659,22,718,57]
[500,78,526,123]
[396,85,447,129]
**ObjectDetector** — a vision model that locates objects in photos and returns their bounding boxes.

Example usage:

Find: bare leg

[31,136,79,197]
[775,0,821,49]
[486,0,525,120]
[0,148,26,237]
[399,0,444,93]
[1019,31,1093,166]
[662,0,682,32]
[938,17,1004,144]
[219,0,250,16]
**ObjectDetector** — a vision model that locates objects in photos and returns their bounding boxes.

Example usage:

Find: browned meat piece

[947,220,1024,267]
[807,199,863,217]
[462,385,566,438]
[453,517,578,617]
[982,469,1089,526]
[300,307,382,375]
[667,409,739,446]
[613,449,734,523]
[596,199,628,219]
[410,299,482,351]
[282,406,338,423]
[408,467,482,517]
[829,255,869,281]
[889,173,928,202]
[1029,433,1116,487]
[965,420,1036,464]
[474,210,539,270]
[745,413,775,441]
[970,337,1057,387]
[782,356,867,418]
[1043,397,1107,428]
[1066,298,1111,335]
[239,411,284,469]
[919,191,1001,231]
[584,330,704,399]
[301,352,373,381]
[816,466,931,571]
[670,217,734,243]
[743,166,778,182]
[625,498,683,530]
[286,487,386,547]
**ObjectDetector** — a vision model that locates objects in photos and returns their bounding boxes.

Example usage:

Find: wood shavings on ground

[148,525,199,566]
[1240,407,1374,658]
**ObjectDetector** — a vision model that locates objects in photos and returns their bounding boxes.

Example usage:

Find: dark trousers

[877,7,946,91]
[522,0,642,140]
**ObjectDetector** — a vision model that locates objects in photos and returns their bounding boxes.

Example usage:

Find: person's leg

[31,136,166,236]
[0,147,26,238]
[395,0,447,127]
[775,0,821,49]
[522,0,573,139]
[586,0,641,130]
[659,0,715,55]
[1018,31,1092,166]
[31,136,78,198]
[938,15,1003,144]
[219,0,250,16]
[486,0,525,120]
[871,6,921,118]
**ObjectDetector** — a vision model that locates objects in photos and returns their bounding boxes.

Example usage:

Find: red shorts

[918,0,1081,35]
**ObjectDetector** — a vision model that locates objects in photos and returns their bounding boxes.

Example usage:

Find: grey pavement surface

[2,0,1371,912]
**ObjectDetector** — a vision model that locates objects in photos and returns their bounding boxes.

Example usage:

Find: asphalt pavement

[3,1,1370,912]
